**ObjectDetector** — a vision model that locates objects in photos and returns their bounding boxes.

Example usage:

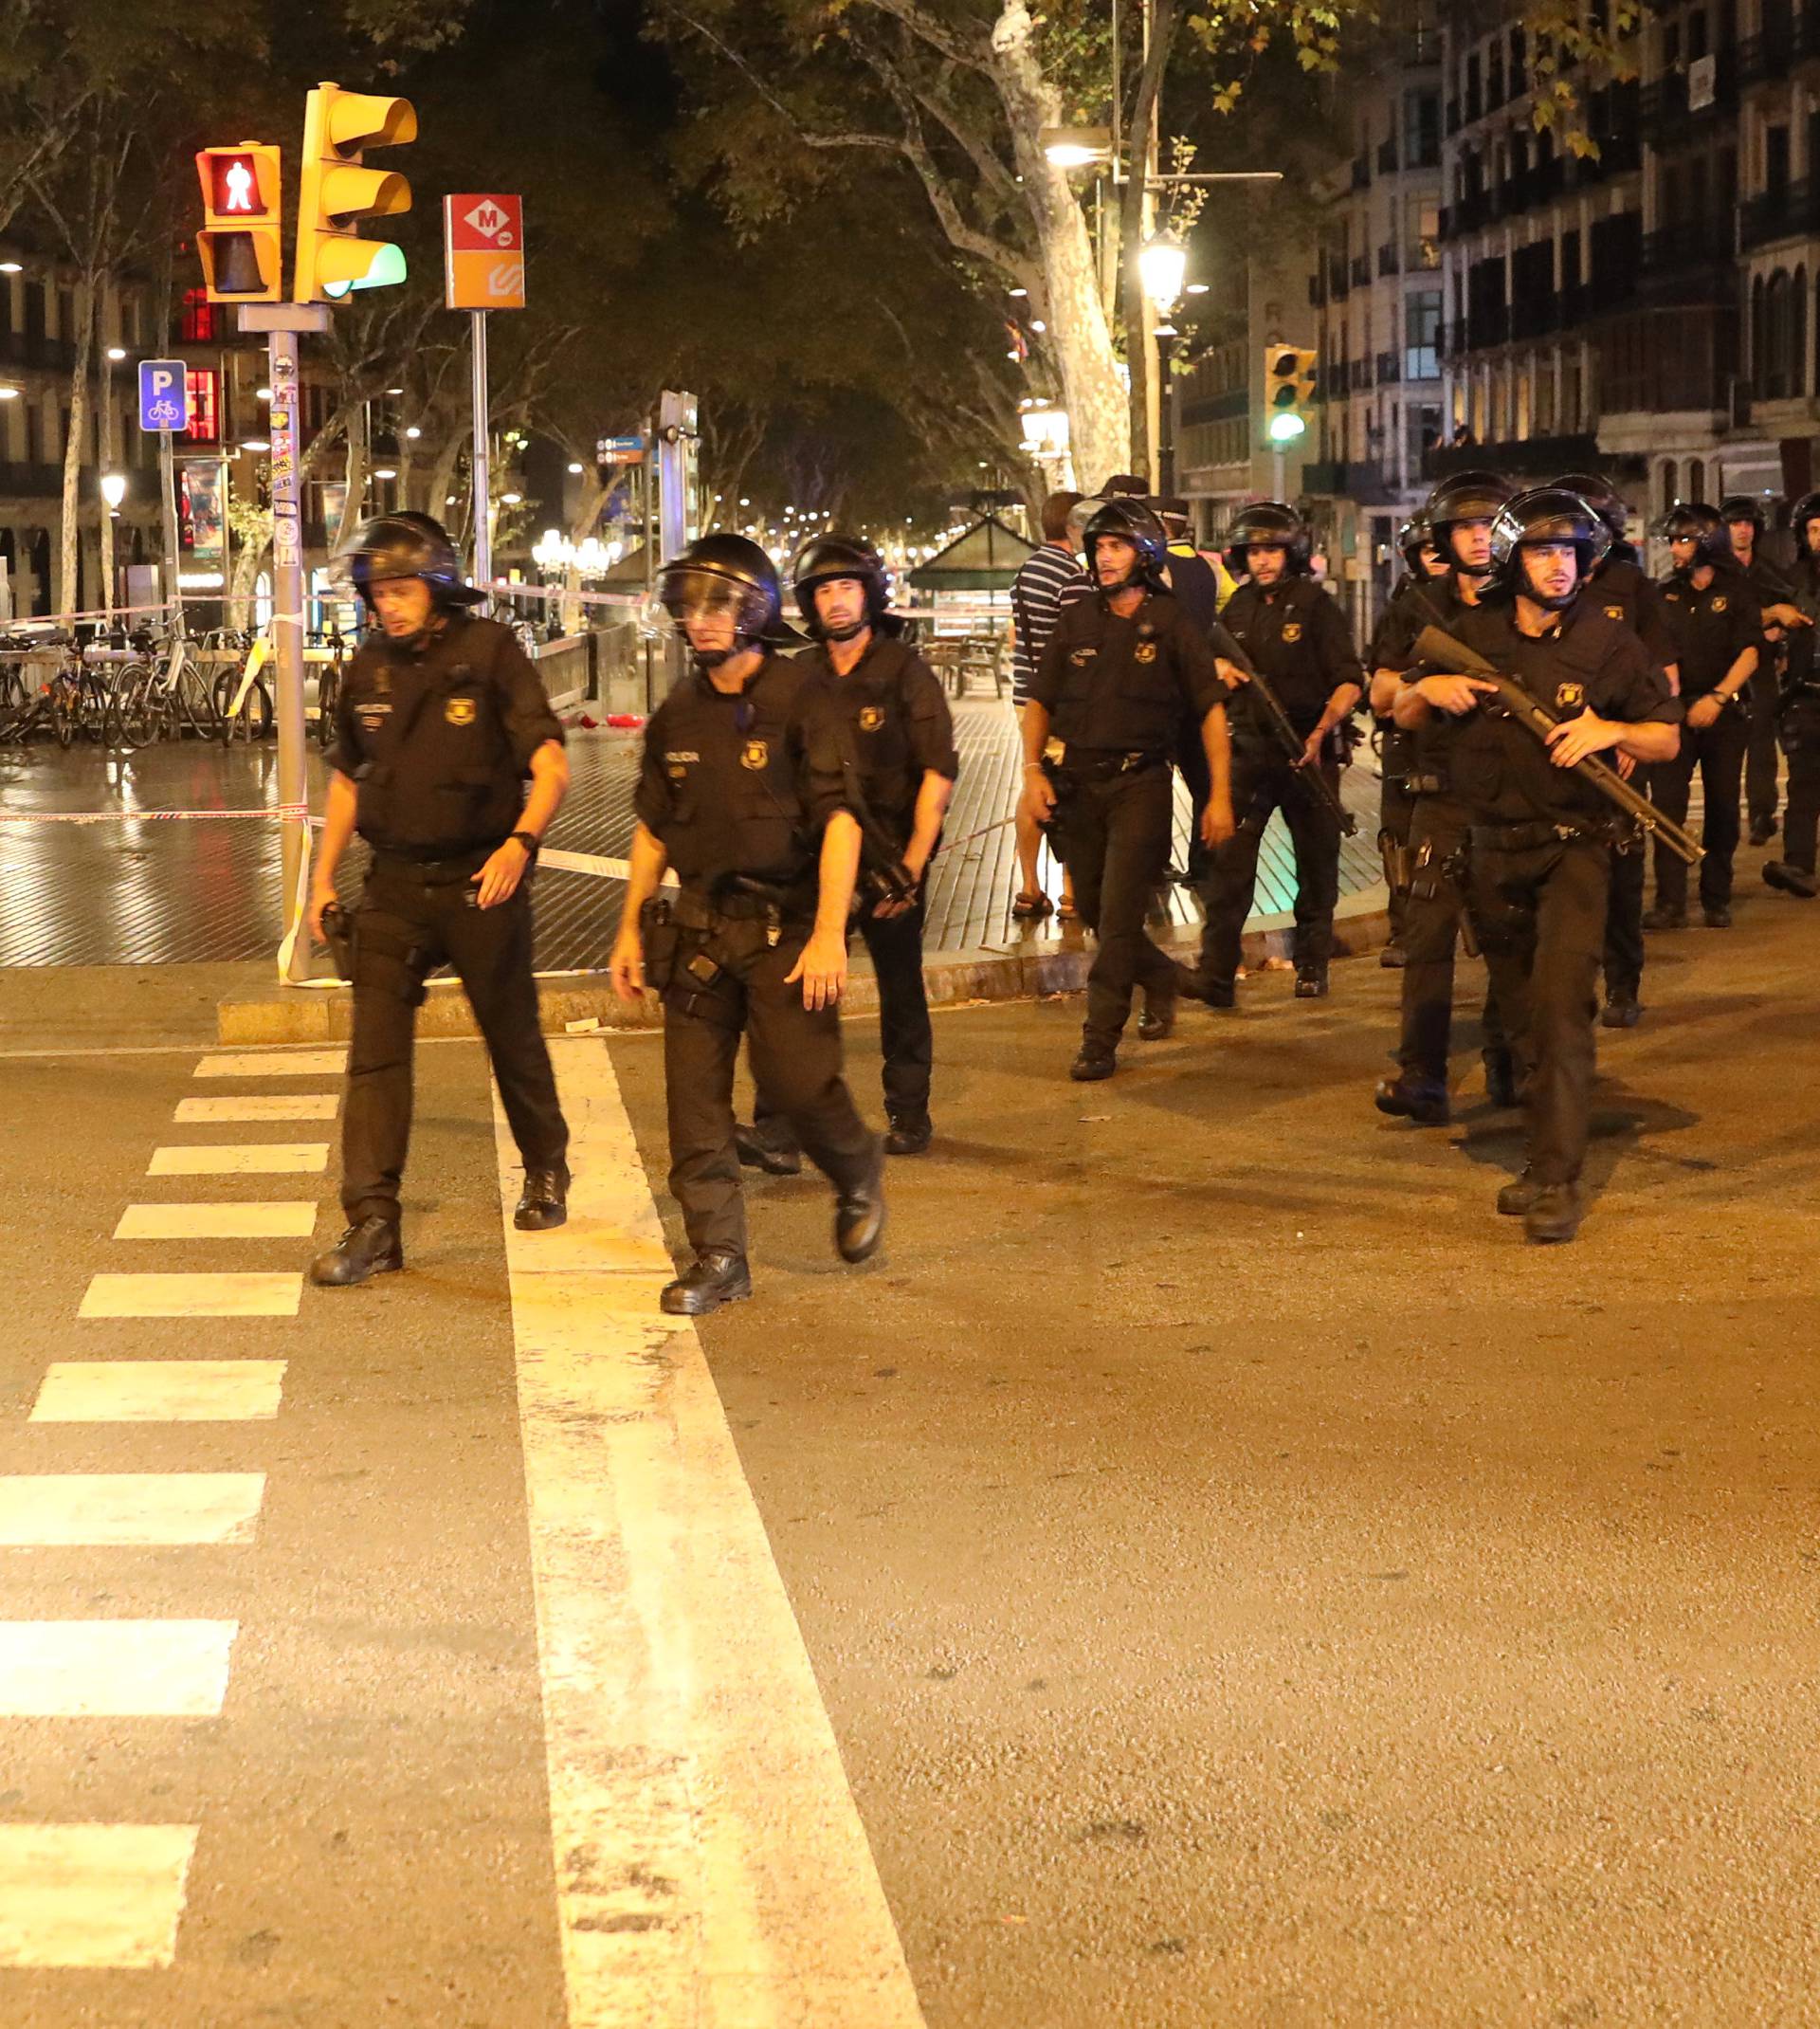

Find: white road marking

[194,1049,348,1078]
[0,1473,265,1546]
[173,1093,339,1123]
[79,1272,301,1320]
[31,1360,287,1423]
[149,1142,328,1175]
[492,1036,924,2029]
[0,1823,199,1968]
[114,1200,319,1240]
[0,1619,237,1717]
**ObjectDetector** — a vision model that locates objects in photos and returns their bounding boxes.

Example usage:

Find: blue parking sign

[138,359,190,432]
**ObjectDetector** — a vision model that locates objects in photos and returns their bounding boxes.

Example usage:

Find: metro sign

[444,192,526,310]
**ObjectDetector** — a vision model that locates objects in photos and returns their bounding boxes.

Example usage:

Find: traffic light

[1264,344,1318,446]
[194,145,283,302]
[294,82,417,302]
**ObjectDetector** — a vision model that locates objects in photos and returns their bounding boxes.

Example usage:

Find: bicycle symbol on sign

[146,397,184,429]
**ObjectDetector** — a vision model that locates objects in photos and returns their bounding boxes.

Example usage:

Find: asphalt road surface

[2,889,1817,2026]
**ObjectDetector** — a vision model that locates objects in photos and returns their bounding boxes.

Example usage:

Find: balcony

[1377,244,1399,278]
[1640,214,1737,306]
[1377,136,1399,175]
[1352,152,1371,192]
[1641,52,1737,139]
[1327,255,1350,302]
[1740,178,1820,251]
[1350,254,1371,287]
[0,329,79,374]
[1423,433,1601,483]
[1511,290,1558,342]
[0,461,88,499]
[1351,357,1374,391]
[1375,350,1400,385]
[1301,459,1392,502]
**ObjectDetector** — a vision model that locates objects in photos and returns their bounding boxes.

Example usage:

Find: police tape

[2,596,178,633]
[0,803,311,826]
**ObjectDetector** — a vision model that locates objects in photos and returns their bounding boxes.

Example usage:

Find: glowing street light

[1139,233,1187,315]
[100,471,127,509]
[1041,126,1112,171]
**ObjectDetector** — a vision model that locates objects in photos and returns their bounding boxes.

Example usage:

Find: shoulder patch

[858,704,885,733]
[445,696,477,727]
[740,738,770,771]
[1282,621,1303,644]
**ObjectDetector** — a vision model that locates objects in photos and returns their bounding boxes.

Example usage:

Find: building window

[179,288,216,344]
[1406,290,1442,379]
[1687,458,1705,500]
[185,369,218,442]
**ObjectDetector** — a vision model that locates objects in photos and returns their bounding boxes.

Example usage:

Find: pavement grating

[0,703,1393,971]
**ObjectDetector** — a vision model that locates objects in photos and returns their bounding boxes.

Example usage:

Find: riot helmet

[1397,510,1436,575]
[1082,497,1171,593]
[791,534,889,640]
[1553,472,1629,539]
[1719,492,1769,534]
[1654,502,1732,572]
[345,512,484,612]
[1425,469,1511,577]
[658,533,783,667]
[1488,486,1611,608]
[1789,490,1820,558]
[1220,499,1311,577]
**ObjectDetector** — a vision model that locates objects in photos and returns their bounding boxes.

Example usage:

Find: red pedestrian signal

[194,144,282,302]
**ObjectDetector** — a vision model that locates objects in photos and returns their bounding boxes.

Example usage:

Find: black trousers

[1603,834,1647,998]
[1196,747,1344,989]
[1652,708,1749,912]
[664,917,877,1260]
[1395,795,1506,1083]
[1747,665,1782,828]
[342,851,568,1225]
[1058,763,1179,1050]
[755,891,934,1146]
[1473,834,1611,1188]
[1782,702,1820,872]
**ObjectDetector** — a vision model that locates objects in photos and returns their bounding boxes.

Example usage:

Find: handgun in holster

[638,896,682,993]
[1439,843,1481,958]
[318,903,355,984]
[1378,833,1417,898]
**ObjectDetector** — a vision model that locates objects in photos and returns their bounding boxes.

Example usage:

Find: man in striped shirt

[1010,489,1087,915]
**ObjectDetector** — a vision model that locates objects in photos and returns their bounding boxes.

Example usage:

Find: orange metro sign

[443,192,526,311]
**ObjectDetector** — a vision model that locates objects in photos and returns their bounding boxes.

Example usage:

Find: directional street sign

[443,192,526,311]
[597,432,646,466]
[137,359,190,433]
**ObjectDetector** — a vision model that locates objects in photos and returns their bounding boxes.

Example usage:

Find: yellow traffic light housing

[295,82,417,302]
[1265,344,1318,445]
[194,144,283,302]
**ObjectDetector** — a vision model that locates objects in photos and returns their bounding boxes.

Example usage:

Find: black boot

[883,1113,933,1156]
[1600,992,1642,1030]
[1294,962,1329,999]
[1174,963,1235,1009]
[514,1165,570,1231]
[1749,813,1778,848]
[1374,1073,1450,1125]
[1379,941,1408,969]
[1764,859,1819,898]
[1496,1170,1540,1217]
[1524,1181,1584,1244]
[834,1155,887,1264]
[1483,1051,1520,1109]
[1642,904,1686,931]
[661,1251,753,1316]
[309,1215,403,1288]
[1136,978,1177,1040]
[1069,1045,1117,1082]
[735,1122,803,1178]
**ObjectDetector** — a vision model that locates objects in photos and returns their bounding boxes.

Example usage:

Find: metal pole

[469,309,491,598]
[158,427,183,635]
[1273,447,1286,503]
[267,326,310,985]
[1156,330,1176,496]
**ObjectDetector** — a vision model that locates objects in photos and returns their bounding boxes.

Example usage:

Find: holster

[640,896,682,993]
[1378,834,1417,897]
[319,902,355,983]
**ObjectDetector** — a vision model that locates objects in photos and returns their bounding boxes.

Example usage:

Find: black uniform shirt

[1220,576,1362,740]
[794,632,958,848]
[634,651,846,889]
[1439,595,1681,827]
[331,612,564,857]
[1590,548,1678,669]
[1029,589,1226,758]
[1656,568,1761,698]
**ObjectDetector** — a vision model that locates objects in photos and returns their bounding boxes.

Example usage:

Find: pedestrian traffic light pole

[242,302,331,984]
[470,310,491,599]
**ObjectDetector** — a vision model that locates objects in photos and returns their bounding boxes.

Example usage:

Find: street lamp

[1042,126,1113,170]
[100,472,127,510]
[1141,233,1187,493]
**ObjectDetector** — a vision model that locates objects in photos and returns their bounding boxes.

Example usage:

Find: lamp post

[99,471,127,621]
[1140,234,1186,496]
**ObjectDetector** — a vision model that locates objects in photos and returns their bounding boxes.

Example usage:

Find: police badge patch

[741,739,770,770]
[445,697,477,727]
[1557,682,1586,710]
[1134,642,1158,664]
[1282,622,1303,643]
[1605,605,1625,621]
[858,704,884,732]
[1713,595,1728,612]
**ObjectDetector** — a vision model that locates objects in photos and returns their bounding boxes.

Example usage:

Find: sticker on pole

[444,193,526,311]
[138,360,191,432]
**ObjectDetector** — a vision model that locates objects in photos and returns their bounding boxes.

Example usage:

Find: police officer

[305,513,572,1287]
[759,534,958,1157]
[1765,490,1820,899]
[1018,498,1234,1079]
[1368,512,1450,966]
[1392,487,1680,1242]
[1555,472,1680,1029]
[1647,503,1760,929]
[1371,470,1514,1124]
[1190,500,1362,1003]
[608,534,883,1316]
[1720,493,1811,846]
[1156,496,1224,889]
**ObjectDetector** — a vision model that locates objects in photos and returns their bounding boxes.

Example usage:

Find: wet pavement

[0,704,1382,970]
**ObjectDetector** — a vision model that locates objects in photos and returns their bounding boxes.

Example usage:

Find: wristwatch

[508,829,540,858]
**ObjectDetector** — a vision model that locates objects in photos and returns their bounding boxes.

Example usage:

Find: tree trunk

[228,527,270,631]
[57,275,95,615]
[333,402,368,553]
[96,276,115,617]
[989,0,1127,490]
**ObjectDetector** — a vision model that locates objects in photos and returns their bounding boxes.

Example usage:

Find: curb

[215,888,1393,1045]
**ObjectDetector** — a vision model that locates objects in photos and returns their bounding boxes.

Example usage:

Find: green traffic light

[322,243,408,299]
[1267,412,1307,443]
